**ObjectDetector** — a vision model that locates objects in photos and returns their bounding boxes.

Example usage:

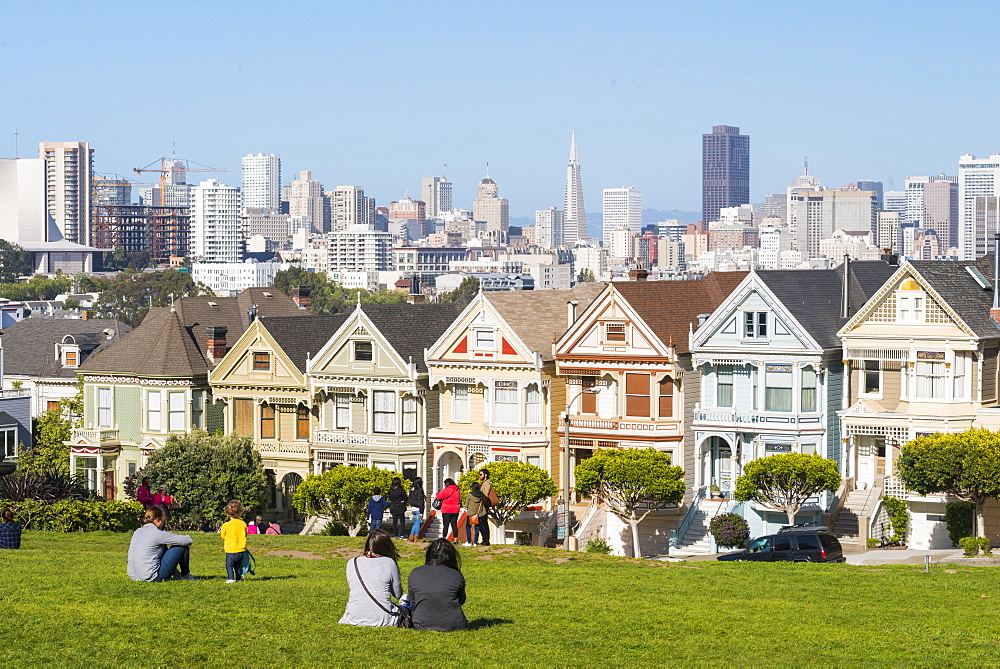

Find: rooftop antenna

[13,129,18,159]
[172,134,176,160]
[442,164,447,180]
[485,162,490,178]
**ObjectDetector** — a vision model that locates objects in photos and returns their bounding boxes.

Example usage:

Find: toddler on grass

[220,500,248,584]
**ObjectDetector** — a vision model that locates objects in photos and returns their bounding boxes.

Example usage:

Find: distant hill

[513,209,701,239]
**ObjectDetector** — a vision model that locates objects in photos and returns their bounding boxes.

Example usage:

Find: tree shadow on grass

[467,618,513,630]
[251,575,299,581]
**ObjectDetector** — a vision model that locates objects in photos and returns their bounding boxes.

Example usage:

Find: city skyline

[4,1,1000,217]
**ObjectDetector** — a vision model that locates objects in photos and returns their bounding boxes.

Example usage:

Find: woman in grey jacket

[340,529,403,627]
[127,506,197,582]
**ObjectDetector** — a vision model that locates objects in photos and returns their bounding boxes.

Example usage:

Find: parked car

[716,525,846,563]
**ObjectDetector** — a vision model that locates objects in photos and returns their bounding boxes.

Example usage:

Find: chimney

[567,300,579,327]
[206,326,228,363]
[628,267,649,281]
[841,255,851,319]
[81,309,91,321]
[992,234,1000,325]
[291,285,312,310]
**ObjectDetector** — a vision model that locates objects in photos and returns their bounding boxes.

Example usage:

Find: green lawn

[2,532,999,666]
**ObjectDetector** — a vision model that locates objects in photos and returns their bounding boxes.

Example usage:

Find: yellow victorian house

[425,284,605,544]
[209,314,348,517]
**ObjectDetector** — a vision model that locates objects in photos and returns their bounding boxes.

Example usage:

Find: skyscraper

[190,179,241,263]
[602,186,642,246]
[289,170,327,232]
[241,153,281,211]
[958,154,1000,259]
[421,175,452,219]
[563,130,587,244]
[39,141,93,244]
[535,207,565,249]
[473,176,509,234]
[923,179,959,251]
[786,188,877,259]
[702,125,749,224]
[331,185,370,231]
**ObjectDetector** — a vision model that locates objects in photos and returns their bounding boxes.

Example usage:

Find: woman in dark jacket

[435,478,461,543]
[387,477,408,539]
[408,538,467,631]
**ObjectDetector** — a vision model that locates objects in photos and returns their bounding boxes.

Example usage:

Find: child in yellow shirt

[220,500,248,584]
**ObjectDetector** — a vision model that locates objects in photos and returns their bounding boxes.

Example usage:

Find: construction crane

[133,158,227,207]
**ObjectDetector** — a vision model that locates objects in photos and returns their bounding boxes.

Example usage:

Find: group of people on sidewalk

[434,469,495,547]
[366,477,426,540]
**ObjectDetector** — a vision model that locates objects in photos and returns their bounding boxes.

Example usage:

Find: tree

[733,453,841,526]
[443,276,480,302]
[271,267,406,315]
[458,461,557,544]
[292,466,407,536]
[574,448,685,557]
[0,240,33,283]
[897,428,1000,538]
[577,268,596,283]
[19,389,83,477]
[93,279,149,327]
[139,431,267,528]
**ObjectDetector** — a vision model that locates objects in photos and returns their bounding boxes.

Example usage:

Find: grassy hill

[2,532,998,665]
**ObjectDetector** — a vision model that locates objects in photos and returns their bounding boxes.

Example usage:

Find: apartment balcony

[560,415,682,439]
[312,429,424,449]
[693,409,823,428]
[70,426,121,445]
[257,441,311,458]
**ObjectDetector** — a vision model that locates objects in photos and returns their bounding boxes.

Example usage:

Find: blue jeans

[410,512,422,537]
[226,551,246,581]
[154,545,190,582]
[369,517,383,530]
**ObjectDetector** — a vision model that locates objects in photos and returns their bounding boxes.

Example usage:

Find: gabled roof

[611,273,748,354]
[907,256,1000,338]
[756,260,899,349]
[81,288,305,377]
[485,283,607,361]
[258,315,350,372]
[360,303,468,373]
[1,318,131,378]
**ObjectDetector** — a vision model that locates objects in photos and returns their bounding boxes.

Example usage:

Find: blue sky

[2,0,997,217]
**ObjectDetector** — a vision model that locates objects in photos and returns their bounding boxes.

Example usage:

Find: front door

[717,446,733,493]
[875,440,886,478]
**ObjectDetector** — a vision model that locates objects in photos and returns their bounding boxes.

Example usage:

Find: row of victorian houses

[3,252,998,552]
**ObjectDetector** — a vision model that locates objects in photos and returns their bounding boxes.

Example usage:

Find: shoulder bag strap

[353,558,397,617]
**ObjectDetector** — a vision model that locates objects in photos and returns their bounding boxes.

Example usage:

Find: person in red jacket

[436,478,461,543]
[136,477,154,509]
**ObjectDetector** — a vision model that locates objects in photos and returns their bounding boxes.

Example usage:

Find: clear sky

[2,0,997,218]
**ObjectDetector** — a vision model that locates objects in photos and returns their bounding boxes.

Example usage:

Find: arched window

[658,376,674,418]
[525,384,541,425]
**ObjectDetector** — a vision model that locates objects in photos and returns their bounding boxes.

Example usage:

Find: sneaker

[462,542,473,547]
[179,574,199,581]
[225,579,237,584]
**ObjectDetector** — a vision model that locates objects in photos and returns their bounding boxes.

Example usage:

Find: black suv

[716,525,846,563]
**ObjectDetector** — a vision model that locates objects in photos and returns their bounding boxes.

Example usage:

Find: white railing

[71,427,120,443]
[882,475,914,499]
[694,411,761,424]
[0,388,29,399]
[312,430,369,445]
[568,418,618,430]
[258,442,310,455]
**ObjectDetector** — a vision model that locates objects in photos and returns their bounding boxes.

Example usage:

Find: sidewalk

[845,548,961,565]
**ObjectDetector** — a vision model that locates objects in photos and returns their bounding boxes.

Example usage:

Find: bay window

[335,394,351,429]
[953,353,969,399]
[402,395,418,434]
[525,384,541,425]
[914,361,946,399]
[373,390,396,433]
[147,390,162,431]
[493,382,519,425]
[625,373,650,417]
[451,384,470,422]
[260,404,276,439]
[168,392,186,431]
[98,387,112,427]
[716,367,733,408]
[658,376,674,418]
[801,367,817,412]
[765,365,793,411]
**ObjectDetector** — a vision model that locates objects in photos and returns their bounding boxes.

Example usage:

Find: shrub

[0,499,142,532]
[709,512,750,549]
[882,496,908,545]
[867,538,880,549]
[979,537,993,557]
[946,502,975,546]
[319,521,350,536]
[959,536,980,557]
[0,471,88,502]
[586,538,612,554]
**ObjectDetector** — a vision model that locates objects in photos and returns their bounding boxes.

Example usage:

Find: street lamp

[562,386,601,549]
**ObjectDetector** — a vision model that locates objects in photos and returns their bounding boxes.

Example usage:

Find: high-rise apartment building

[958,154,1000,259]
[95,175,132,207]
[421,176,452,219]
[787,188,877,259]
[241,153,281,211]
[243,208,293,245]
[563,130,587,243]
[535,207,565,249]
[904,176,931,226]
[0,158,49,244]
[602,186,642,245]
[875,211,902,253]
[473,177,509,233]
[883,190,906,215]
[39,141,93,244]
[289,170,328,232]
[190,179,241,263]
[702,125,749,224]
[923,179,959,250]
[331,185,369,231]
[328,225,393,272]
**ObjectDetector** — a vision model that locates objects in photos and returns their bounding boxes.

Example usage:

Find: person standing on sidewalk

[407,477,426,541]
[477,469,495,547]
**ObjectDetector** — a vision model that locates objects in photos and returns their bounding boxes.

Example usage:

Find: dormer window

[897,279,925,323]
[63,349,79,368]
[474,329,495,350]
[354,341,373,361]
[743,312,767,338]
[605,323,626,342]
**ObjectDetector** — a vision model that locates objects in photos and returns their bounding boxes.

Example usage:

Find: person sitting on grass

[220,500,248,584]
[408,538,467,632]
[0,509,22,549]
[127,505,197,582]
[340,528,404,627]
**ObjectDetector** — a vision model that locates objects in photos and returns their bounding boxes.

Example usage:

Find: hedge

[0,499,143,532]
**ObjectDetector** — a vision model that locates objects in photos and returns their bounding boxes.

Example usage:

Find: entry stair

[672,498,727,555]
[833,485,881,546]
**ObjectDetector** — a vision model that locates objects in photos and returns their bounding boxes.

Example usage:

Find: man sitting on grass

[0,509,21,549]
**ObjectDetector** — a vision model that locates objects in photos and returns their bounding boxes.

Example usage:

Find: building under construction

[92,205,190,262]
